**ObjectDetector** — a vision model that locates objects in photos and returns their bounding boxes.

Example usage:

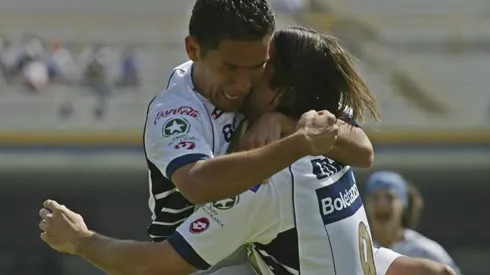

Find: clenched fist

[39,200,93,255]
[295,110,339,156]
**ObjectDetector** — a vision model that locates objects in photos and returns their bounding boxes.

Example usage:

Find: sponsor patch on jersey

[174,141,196,150]
[315,169,362,225]
[162,118,190,137]
[311,158,345,180]
[212,196,239,210]
[189,217,210,234]
[201,205,224,227]
[167,134,197,146]
[154,106,199,124]
[211,108,224,120]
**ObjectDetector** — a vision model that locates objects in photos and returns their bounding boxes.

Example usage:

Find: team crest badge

[212,196,239,210]
[162,118,190,137]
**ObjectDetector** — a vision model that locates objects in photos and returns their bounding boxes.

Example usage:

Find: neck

[243,108,260,123]
[191,63,208,98]
[372,225,405,248]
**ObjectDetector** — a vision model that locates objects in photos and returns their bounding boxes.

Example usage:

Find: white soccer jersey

[381,229,461,274]
[144,61,244,240]
[168,156,401,275]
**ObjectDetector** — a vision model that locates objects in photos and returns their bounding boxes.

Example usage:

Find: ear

[185,36,201,62]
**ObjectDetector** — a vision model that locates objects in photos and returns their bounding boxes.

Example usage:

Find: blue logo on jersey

[250,183,262,193]
[315,169,362,225]
[311,158,345,180]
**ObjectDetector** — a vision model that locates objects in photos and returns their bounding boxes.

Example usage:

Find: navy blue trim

[289,165,301,274]
[324,225,337,275]
[167,232,211,270]
[166,68,184,89]
[166,153,211,178]
[339,111,360,127]
[204,109,216,152]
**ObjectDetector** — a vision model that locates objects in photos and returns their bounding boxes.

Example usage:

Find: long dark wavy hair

[270,26,380,122]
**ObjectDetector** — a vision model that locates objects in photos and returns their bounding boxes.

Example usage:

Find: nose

[375,198,392,210]
[230,70,253,96]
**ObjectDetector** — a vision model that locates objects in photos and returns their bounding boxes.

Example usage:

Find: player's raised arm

[239,111,374,168]
[167,110,338,204]
[39,194,279,275]
[39,200,196,275]
[323,113,374,168]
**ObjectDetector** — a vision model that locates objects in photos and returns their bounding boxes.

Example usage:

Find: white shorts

[374,247,403,275]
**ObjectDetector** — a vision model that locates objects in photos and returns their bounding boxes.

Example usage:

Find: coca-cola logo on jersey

[189,217,210,234]
[154,106,199,124]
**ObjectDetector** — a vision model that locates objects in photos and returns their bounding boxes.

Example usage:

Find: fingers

[39,208,52,220]
[39,206,54,233]
[301,110,317,125]
[39,219,48,231]
[297,110,317,130]
[316,110,337,126]
[43,199,62,212]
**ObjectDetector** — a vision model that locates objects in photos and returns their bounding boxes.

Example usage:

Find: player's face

[187,36,272,112]
[366,189,404,230]
[241,60,281,119]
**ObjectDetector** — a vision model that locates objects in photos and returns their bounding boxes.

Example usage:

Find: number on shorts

[358,221,376,275]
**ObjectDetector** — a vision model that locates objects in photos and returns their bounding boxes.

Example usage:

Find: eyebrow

[223,59,269,69]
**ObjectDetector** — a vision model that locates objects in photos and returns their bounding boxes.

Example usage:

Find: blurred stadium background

[0,0,489,274]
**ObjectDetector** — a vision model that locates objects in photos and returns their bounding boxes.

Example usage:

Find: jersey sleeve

[338,105,360,127]
[421,246,461,273]
[145,99,214,179]
[167,185,280,270]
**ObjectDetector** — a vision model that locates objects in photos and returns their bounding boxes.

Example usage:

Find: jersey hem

[166,153,211,178]
[167,232,211,270]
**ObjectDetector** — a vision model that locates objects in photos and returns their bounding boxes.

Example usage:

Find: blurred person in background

[46,40,77,84]
[0,36,7,86]
[365,171,462,274]
[0,37,23,82]
[117,46,139,87]
[21,36,49,93]
[82,45,111,119]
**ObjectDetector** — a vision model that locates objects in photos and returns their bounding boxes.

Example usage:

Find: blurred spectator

[0,38,22,81]
[0,37,7,86]
[46,40,77,84]
[117,47,139,87]
[22,59,48,93]
[364,171,462,274]
[20,36,48,93]
[82,45,111,119]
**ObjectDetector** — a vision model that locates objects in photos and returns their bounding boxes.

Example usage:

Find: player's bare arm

[387,256,457,275]
[172,110,338,204]
[239,111,374,168]
[327,118,373,168]
[39,200,196,275]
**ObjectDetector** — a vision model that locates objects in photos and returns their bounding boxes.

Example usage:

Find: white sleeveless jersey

[168,156,401,275]
[144,61,244,240]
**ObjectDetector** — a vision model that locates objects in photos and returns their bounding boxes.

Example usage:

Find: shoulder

[404,229,454,264]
